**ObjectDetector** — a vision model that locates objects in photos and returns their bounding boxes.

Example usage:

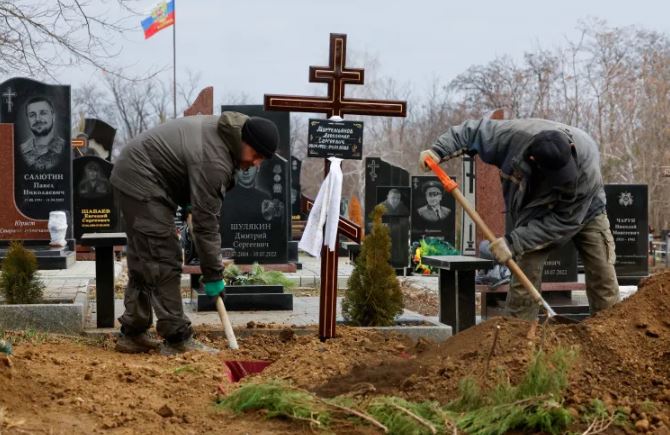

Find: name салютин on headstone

[0,77,72,240]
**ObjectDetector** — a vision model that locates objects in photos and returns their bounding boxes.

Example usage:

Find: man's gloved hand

[490,237,513,264]
[419,149,441,172]
[203,279,226,298]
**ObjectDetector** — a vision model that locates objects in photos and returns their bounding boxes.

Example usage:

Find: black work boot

[115,332,162,354]
[160,337,219,356]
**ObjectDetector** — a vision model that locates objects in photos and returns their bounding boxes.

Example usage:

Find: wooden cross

[265,33,407,340]
[265,33,406,119]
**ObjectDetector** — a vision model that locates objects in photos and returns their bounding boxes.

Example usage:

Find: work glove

[419,149,441,172]
[203,279,226,298]
[490,237,513,264]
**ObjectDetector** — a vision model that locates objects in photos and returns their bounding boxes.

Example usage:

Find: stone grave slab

[605,184,649,284]
[221,155,290,264]
[0,77,74,268]
[73,156,119,240]
[410,175,456,246]
[364,157,409,234]
[376,186,410,268]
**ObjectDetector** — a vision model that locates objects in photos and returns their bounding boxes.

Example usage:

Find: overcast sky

[63,0,670,107]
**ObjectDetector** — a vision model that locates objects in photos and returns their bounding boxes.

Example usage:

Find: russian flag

[141,0,175,39]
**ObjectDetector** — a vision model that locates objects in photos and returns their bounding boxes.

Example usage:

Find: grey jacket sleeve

[431,118,507,165]
[188,162,229,282]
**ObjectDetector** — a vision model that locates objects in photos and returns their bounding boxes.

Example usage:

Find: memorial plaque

[307,118,362,159]
[376,186,410,268]
[541,241,578,282]
[221,155,289,263]
[72,156,118,239]
[605,184,649,279]
[0,78,72,238]
[410,175,456,245]
[364,157,410,233]
[290,157,302,220]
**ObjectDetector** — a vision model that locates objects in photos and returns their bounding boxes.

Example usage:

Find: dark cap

[241,117,279,158]
[421,180,443,195]
[528,130,578,187]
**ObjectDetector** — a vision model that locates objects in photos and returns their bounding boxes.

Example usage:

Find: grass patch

[218,347,587,434]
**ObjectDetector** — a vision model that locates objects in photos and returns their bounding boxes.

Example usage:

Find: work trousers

[116,189,193,343]
[505,213,620,320]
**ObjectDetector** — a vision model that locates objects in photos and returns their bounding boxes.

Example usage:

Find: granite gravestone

[605,184,649,282]
[220,155,290,264]
[221,105,290,159]
[0,78,72,229]
[376,186,410,268]
[72,156,119,240]
[222,105,292,243]
[541,242,578,282]
[74,118,116,161]
[364,157,410,234]
[410,175,456,245]
[290,156,302,220]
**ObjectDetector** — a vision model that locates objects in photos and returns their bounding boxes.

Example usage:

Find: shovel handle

[216,296,239,350]
[425,157,556,317]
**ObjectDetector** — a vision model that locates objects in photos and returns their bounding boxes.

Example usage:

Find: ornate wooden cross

[265,33,407,340]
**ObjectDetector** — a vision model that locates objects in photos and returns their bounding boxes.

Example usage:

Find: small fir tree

[0,241,44,304]
[342,204,403,326]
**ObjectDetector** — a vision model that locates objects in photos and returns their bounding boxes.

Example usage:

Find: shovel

[425,158,576,323]
[215,295,239,350]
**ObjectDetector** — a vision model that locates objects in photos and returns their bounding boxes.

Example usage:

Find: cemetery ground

[0,268,669,434]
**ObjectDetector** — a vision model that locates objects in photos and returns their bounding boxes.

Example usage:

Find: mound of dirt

[2,271,670,433]
[308,271,670,427]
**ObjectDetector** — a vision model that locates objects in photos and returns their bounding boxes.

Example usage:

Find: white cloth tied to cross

[299,157,343,258]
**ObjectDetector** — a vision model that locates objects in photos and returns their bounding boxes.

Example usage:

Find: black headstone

[364,157,410,233]
[0,77,73,238]
[410,175,456,245]
[72,156,119,240]
[290,156,302,220]
[376,186,410,268]
[221,155,289,264]
[605,184,649,280]
[222,104,292,241]
[79,118,116,161]
[221,105,290,159]
[541,241,578,282]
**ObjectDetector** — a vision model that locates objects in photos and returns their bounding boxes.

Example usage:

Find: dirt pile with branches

[1,271,669,433]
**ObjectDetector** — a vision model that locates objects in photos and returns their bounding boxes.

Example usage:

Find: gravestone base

[0,240,76,270]
[191,285,293,311]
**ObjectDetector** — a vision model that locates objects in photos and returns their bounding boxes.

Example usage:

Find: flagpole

[172,0,177,119]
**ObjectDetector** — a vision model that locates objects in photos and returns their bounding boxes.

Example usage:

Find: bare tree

[0,1,140,79]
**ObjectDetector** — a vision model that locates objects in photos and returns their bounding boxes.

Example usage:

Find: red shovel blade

[224,360,273,382]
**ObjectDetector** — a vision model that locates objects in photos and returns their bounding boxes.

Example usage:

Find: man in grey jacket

[420,118,619,320]
[111,112,279,354]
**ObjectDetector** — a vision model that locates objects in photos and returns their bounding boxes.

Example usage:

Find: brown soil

[2,271,670,433]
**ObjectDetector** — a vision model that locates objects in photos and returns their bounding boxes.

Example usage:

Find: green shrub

[0,241,44,304]
[342,204,403,326]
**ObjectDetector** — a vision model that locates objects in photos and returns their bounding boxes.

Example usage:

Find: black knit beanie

[241,117,279,158]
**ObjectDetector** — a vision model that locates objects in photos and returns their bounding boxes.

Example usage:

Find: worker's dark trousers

[505,213,621,320]
[116,190,193,343]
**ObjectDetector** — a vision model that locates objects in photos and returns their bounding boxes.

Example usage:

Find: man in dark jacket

[111,112,279,354]
[420,118,620,320]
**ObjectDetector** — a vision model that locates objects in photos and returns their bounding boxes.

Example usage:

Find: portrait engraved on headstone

[376,186,410,268]
[0,77,72,228]
[410,175,456,245]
